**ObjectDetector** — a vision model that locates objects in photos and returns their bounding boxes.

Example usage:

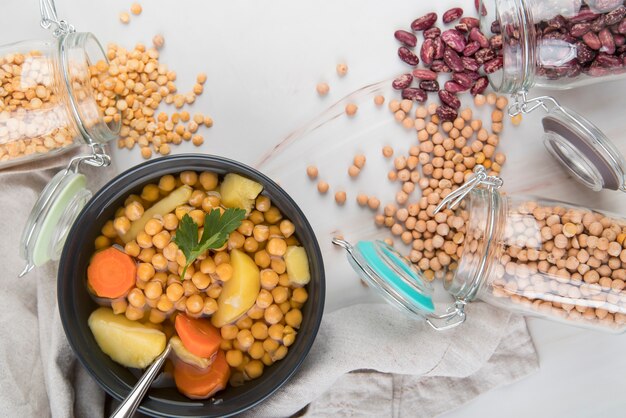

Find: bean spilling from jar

[393,8,503,121]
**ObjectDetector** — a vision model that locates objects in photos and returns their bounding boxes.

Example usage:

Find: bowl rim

[58,154,326,417]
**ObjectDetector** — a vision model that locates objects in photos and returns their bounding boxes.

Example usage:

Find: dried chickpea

[345,103,358,116]
[316,82,330,96]
[335,191,347,205]
[317,181,330,194]
[306,165,319,179]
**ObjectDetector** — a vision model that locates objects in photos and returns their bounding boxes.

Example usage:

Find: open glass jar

[335,166,626,333]
[14,0,120,275]
[479,0,626,192]
[0,30,118,168]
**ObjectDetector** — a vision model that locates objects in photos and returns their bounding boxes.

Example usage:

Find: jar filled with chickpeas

[335,165,626,333]
[17,0,121,276]
[0,0,119,168]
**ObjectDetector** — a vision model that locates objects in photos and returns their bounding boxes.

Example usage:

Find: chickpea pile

[487,200,626,330]
[374,93,509,280]
[0,51,77,163]
[89,43,213,159]
[94,171,308,385]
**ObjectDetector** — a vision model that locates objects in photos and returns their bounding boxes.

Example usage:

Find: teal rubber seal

[356,241,434,313]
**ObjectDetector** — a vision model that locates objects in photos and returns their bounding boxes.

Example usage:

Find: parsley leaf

[173,208,246,279]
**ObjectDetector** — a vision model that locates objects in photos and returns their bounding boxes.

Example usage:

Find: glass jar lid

[509,92,626,192]
[542,106,626,192]
[19,167,91,276]
[333,238,435,318]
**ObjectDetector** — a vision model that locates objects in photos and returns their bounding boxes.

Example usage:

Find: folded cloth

[0,154,539,418]
[244,303,537,417]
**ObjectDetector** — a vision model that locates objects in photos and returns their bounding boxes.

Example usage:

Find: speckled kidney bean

[570,9,599,23]
[462,41,481,57]
[576,42,596,63]
[455,23,471,34]
[599,28,616,54]
[489,34,503,49]
[443,48,465,72]
[605,5,626,26]
[490,20,501,34]
[571,23,592,37]
[483,56,504,74]
[474,48,496,64]
[398,46,420,66]
[441,29,466,52]
[412,68,437,80]
[411,12,437,31]
[460,17,479,29]
[394,30,417,47]
[392,73,414,90]
[436,105,458,121]
[420,39,435,65]
[444,80,468,93]
[442,7,463,24]
[402,87,427,102]
[618,19,626,34]
[583,31,602,50]
[452,71,474,88]
[419,80,440,92]
[470,76,489,96]
[424,27,441,39]
[469,27,490,49]
[461,56,480,71]
[438,89,460,109]
[596,53,622,67]
[590,15,607,32]
[615,34,626,46]
[433,37,445,59]
[430,60,451,73]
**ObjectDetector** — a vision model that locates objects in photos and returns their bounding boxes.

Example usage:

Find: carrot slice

[87,247,137,299]
[175,315,222,358]
[173,350,230,399]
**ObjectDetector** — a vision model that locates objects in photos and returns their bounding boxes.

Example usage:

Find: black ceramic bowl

[58,154,325,417]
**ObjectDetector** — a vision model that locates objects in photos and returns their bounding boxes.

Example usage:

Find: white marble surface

[5,0,626,416]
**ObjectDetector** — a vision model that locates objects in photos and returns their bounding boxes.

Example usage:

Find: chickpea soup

[86,170,311,399]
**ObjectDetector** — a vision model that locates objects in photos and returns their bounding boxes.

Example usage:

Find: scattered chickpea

[306,165,319,180]
[336,63,348,76]
[317,181,329,194]
[353,154,366,169]
[348,165,360,177]
[374,95,385,106]
[119,12,130,24]
[382,146,394,158]
[316,82,330,96]
[335,191,347,205]
[345,103,358,116]
[152,34,164,49]
[356,194,368,206]
[130,3,142,15]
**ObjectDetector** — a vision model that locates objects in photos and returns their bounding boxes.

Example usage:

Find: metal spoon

[110,342,173,418]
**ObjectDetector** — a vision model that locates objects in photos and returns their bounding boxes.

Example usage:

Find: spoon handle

[110,343,172,418]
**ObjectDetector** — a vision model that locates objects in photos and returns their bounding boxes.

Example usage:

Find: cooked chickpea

[244,360,264,379]
[253,225,270,242]
[216,263,233,282]
[264,207,283,224]
[291,287,308,303]
[236,329,254,350]
[264,304,283,324]
[125,201,144,222]
[267,238,287,256]
[113,216,131,235]
[144,218,163,235]
[226,350,244,368]
[256,289,274,309]
[236,315,253,330]
[180,171,198,186]
[191,271,211,290]
[152,230,171,249]
[251,322,269,340]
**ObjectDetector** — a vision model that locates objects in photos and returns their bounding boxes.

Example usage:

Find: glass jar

[0,32,119,168]
[334,166,626,333]
[480,0,626,92]
[478,0,626,193]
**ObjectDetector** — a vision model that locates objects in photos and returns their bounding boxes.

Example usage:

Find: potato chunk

[211,249,261,327]
[285,246,311,285]
[220,173,263,214]
[170,336,213,369]
[88,307,166,369]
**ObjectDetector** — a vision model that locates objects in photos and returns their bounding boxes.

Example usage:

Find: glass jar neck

[58,32,119,146]
[445,187,505,302]
[485,0,537,93]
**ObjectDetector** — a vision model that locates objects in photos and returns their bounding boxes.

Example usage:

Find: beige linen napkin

[0,154,538,418]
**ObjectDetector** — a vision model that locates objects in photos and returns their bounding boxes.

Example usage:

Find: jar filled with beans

[480,0,626,91]
[477,0,626,193]
[0,31,119,168]
[335,166,626,333]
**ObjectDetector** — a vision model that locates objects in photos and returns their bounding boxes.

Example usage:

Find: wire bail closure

[40,0,75,38]
[507,90,564,117]
[434,165,503,215]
